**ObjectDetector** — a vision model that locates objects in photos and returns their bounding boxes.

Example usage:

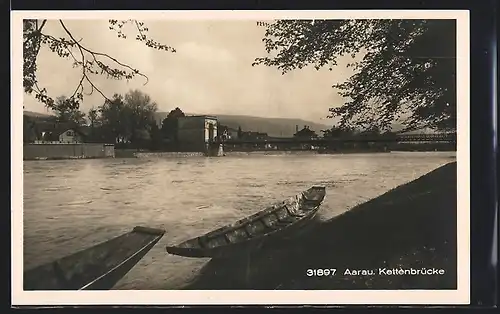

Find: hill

[212,114,333,137]
[23,110,56,120]
[154,112,331,137]
[24,110,330,137]
[24,110,438,137]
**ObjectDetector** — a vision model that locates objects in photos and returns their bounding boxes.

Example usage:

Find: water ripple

[22,151,455,289]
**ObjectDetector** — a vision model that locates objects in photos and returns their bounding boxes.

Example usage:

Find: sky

[23,19,356,124]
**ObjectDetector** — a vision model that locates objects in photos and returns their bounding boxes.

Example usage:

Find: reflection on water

[22,151,455,289]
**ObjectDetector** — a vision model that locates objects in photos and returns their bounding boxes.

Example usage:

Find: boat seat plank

[261,220,281,230]
[275,220,293,226]
[262,214,294,228]
[245,220,267,237]
[275,206,301,224]
[303,194,323,202]
[224,233,233,244]
[277,217,297,224]
[243,226,254,238]
[205,235,229,248]
[226,228,248,243]
[285,205,307,217]
[261,213,281,229]
[275,207,291,221]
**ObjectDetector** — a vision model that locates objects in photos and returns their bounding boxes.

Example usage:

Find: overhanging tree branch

[23,19,176,112]
[253,19,456,132]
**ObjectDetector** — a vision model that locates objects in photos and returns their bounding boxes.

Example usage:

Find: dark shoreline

[23,156,113,161]
[180,162,457,290]
[22,148,456,160]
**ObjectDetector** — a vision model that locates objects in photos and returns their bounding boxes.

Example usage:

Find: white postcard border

[11,9,470,305]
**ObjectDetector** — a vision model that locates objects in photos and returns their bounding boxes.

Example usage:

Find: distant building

[38,124,88,143]
[240,131,268,140]
[177,115,218,151]
[58,128,85,143]
[293,125,318,139]
[226,127,239,140]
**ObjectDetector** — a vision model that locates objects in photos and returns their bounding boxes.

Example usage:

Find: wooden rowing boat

[166,186,326,258]
[24,226,165,290]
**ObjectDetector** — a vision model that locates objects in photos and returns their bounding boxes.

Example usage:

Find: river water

[22,151,455,289]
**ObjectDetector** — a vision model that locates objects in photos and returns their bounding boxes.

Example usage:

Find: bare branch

[37,19,47,32]
[23,19,175,111]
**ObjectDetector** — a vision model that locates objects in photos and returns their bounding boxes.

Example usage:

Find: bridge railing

[218,133,456,145]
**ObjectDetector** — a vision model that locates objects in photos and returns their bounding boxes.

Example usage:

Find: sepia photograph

[12,10,469,305]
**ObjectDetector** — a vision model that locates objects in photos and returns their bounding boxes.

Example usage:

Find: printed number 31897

[306,268,337,277]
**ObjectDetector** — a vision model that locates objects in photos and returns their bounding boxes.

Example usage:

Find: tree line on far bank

[25,89,237,150]
[24,19,456,141]
[24,87,401,150]
[60,89,192,150]
[294,124,397,139]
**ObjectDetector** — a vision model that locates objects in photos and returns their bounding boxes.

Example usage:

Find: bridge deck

[218,133,456,145]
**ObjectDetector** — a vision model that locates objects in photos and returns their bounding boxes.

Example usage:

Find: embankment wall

[23,143,115,160]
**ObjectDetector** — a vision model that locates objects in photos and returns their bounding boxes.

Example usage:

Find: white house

[58,128,84,143]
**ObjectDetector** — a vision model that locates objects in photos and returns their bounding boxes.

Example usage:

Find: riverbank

[23,143,115,161]
[183,161,457,290]
[114,149,455,158]
[114,149,205,158]
[24,156,113,161]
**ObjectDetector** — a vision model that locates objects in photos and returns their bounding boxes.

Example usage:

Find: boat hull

[166,186,326,258]
[24,226,165,290]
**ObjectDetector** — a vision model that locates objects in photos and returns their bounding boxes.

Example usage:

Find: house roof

[56,127,87,137]
[294,127,317,137]
[40,122,88,137]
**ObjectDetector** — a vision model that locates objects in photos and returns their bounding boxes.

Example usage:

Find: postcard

[12,9,470,305]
